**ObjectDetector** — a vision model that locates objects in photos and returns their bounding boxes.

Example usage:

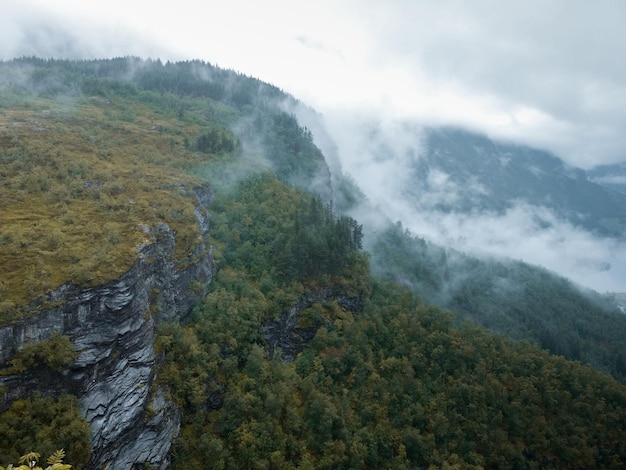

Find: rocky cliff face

[0,187,216,469]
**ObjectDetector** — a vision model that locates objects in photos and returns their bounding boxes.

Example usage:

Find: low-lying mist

[300,109,626,294]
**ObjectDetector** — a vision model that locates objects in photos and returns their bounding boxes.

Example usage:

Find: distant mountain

[588,161,626,196]
[411,127,626,238]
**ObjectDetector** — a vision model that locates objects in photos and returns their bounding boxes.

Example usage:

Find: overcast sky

[3,0,626,169]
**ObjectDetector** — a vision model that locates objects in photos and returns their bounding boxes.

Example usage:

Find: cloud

[591,175,626,186]
[1,0,175,60]
[341,1,626,168]
[416,204,626,293]
[312,110,626,293]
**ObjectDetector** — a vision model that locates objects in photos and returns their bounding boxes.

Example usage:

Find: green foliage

[371,221,626,382]
[156,175,626,469]
[164,272,626,468]
[0,394,89,469]
[195,128,237,154]
[46,449,69,467]
[157,174,367,369]
[0,449,72,470]
[1,333,77,375]
[256,111,327,183]
[211,174,364,284]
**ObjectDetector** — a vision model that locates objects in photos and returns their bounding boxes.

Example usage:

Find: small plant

[0,449,72,470]
[1,333,77,375]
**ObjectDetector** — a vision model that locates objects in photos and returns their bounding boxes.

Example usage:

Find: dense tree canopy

[370,221,626,382]
[0,394,89,468]
[156,175,626,469]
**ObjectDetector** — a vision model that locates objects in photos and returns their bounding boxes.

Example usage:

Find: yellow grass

[0,93,226,322]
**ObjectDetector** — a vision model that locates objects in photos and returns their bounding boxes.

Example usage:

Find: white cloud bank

[316,112,626,293]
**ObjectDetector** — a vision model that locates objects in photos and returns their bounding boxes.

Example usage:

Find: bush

[0,394,90,468]
[2,333,77,374]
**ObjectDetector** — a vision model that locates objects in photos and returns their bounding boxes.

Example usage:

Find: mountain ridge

[419,126,626,238]
[0,57,625,469]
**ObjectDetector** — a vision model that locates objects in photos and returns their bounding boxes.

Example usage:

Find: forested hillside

[369,222,626,381]
[1,58,626,469]
[158,175,626,469]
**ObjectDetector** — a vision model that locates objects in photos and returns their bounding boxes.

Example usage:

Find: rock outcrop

[0,187,216,469]
[262,287,363,362]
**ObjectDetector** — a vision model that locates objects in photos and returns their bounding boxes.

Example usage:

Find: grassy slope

[0,86,233,323]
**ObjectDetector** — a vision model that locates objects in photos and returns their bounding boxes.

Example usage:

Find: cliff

[262,288,363,362]
[0,187,216,469]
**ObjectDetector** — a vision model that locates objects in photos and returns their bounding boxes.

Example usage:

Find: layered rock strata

[0,187,215,469]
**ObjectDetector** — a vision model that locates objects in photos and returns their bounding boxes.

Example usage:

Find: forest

[369,222,626,381]
[156,175,626,469]
[0,58,625,469]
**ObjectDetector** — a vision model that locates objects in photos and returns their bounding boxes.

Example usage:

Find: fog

[299,109,626,293]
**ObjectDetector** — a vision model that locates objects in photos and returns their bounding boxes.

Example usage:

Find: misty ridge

[2,58,625,289]
[3,57,625,378]
[285,77,626,378]
[291,108,626,294]
[0,56,624,362]
[2,56,626,468]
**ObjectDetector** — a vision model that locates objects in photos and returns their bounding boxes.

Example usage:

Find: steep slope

[0,61,228,468]
[2,58,626,469]
[160,174,626,469]
[0,57,336,468]
[0,219,215,468]
[369,221,626,381]
[297,108,626,381]
[0,83,216,317]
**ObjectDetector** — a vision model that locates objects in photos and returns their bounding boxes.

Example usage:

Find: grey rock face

[0,186,216,470]
[262,287,363,362]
